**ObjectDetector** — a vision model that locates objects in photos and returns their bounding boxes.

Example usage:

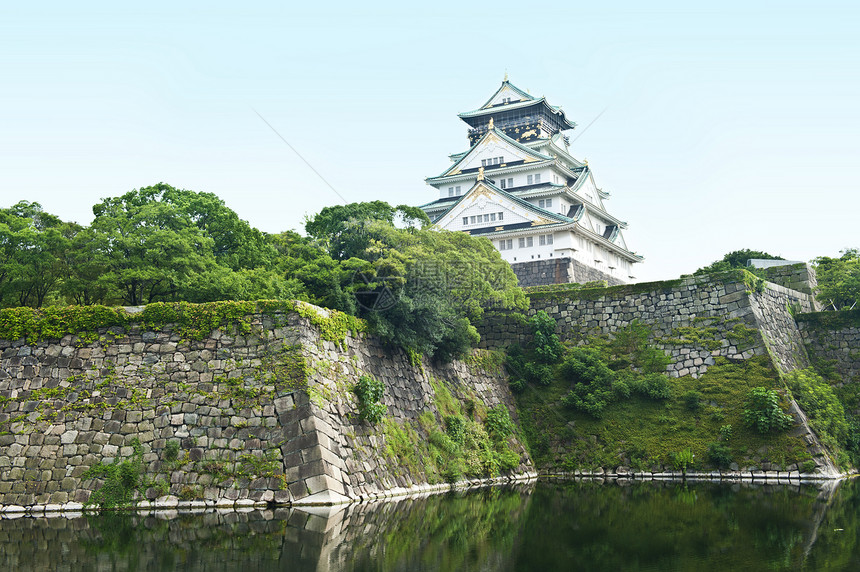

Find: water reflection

[1,479,858,571]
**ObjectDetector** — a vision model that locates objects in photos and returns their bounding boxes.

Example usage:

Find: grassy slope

[516,356,812,472]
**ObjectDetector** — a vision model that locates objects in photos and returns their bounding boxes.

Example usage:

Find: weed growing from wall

[83,438,147,509]
[353,375,386,424]
[742,387,793,434]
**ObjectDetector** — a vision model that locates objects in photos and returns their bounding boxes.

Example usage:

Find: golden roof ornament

[488,117,494,130]
[504,71,508,81]
[477,166,485,181]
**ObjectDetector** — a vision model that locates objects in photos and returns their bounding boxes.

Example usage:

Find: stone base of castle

[512,257,626,287]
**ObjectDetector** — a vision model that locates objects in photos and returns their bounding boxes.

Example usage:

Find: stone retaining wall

[487,274,815,378]
[756,263,820,303]
[511,257,626,288]
[797,310,860,387]
[0,306,532,509]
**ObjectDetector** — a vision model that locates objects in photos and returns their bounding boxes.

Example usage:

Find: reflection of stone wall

[0,307,532,509]
[0,485,536,571]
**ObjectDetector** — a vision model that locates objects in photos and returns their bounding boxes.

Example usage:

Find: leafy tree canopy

[1,192,520,362]
[303,205,526,360]
[305,201,429,260]
[814,248,860,310]
[693,249,783,275]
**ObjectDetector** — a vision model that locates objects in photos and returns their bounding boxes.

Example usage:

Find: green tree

[0,201,71,308]
[155,183,280,270]
[89,188,221,305]
[813,248,860,310]
[60,225,113,306]
[694,249,783,275]
[305,201,429,260]
[303,204,525,361]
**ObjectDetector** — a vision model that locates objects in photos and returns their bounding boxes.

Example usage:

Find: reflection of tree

[513,481,827,571]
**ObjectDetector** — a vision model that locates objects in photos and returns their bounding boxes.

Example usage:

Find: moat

[3,478,858,571]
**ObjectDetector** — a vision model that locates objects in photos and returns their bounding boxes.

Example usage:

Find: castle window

[470,216,476,224]
[500,179,506,189]
[484,214,490,222]
[456,186,461,194]
[535,174,541,183]
[448,187,454,197]
[527,236,533,247]
[490,213,496,222]
[498,212,504,221]
[547,234,553,245]
[518,238,525,248]
[527,175,533,185]
[538,198,553,209]
[539,235,546,246]
[507,178,513,187]
[462,217,468,225]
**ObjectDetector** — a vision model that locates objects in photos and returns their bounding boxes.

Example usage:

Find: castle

[420,78,642,287]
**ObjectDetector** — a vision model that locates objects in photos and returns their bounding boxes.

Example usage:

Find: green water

[2,479,858,571]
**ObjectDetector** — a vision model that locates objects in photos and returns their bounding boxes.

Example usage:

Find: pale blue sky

[1,1,857,281]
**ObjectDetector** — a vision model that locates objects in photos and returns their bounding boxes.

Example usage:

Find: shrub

[631,373,672,400]
[683,390,703,412]
[562,383,613,418]
[613,377,631,399]
[496,448,520,471]
[784,368,849,449]
[353,375,386,424]
[530,311,562,363]
[801,459,817,473]
[84,438,145,509]
[524,362,554,386]
[719,424,733,441]
[560,347,615,387]
[706,442,733,468]
[485,405,515,440]
[445,415,466,444]
[509,378,527,393]
[505,346,553,388]
[673,448,695,472]
[742,387,793,434]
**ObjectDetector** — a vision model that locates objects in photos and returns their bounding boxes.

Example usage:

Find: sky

[1,1,858,282]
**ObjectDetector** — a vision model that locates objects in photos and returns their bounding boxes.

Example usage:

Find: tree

[302,203,526,361]
[305,201,429,260]
[814,249,860,310]
[155,184,280,270]
[89,188,221,305]
[693,249,783,275]
[60,226,113,306]
[0,201,71,308]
